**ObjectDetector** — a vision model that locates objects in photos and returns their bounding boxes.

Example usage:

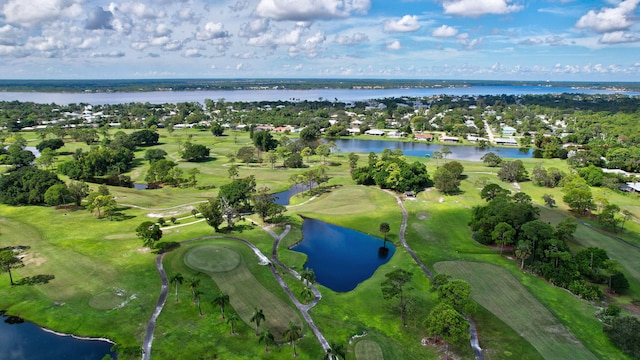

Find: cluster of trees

[352,149,431,192]
[0,165,63,205]
[433,161,464,194]
[58,146,134,181]
[470,184,629,299]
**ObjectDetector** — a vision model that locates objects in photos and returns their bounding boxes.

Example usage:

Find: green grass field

[1,128,638,359]
[434,261,598,360]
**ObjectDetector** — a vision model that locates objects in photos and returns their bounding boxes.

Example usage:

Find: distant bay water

[0,85,638,105]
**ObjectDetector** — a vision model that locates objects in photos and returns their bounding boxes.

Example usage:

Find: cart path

[141,227,330,359]
[383,189,485,360]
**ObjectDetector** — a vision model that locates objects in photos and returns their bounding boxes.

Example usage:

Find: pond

[333,138,532,161]
[273,183,315,206]
[291,218,395,292]
[0,311,117,359]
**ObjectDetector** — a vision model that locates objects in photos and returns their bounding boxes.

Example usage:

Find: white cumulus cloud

[334,32,369,45]
[575,0,640,33]
[386,40,401,50]
[432,25,458,37]
[599,31,640,44]
[441,0,523,17]
[256,0,371,21]
[195,22,231,41]
[383,15,420,33]
[3,0,83,27]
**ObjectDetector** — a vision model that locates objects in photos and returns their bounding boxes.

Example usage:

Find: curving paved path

[141,227,331,359]
[383,189,485,360]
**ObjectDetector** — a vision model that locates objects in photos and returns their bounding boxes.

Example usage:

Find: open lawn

[434,261,598,360]
[185,244,302,338]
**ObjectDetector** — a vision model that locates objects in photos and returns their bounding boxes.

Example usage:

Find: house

[494,138,518,146]
[502,126,517,137]
[440,135,460,143]
[365,129,385,136]
[414,133,434,141]
[347,128,361,135]
[622,182,640,192]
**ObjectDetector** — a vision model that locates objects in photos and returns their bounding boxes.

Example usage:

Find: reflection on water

[291,218,395,292]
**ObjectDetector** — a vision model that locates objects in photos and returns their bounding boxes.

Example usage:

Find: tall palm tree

[300,268,315,285]
[324,342,347,360]
[194,289,204,316]
[284,321,301,357]
[212,292,230,320]
[379,222,390,248]
[300,286,314,301]
[170,273,184,302]
[227,313,239,335]
[187,277,200,301]
[258,328,275,353]
[250,308,266,336]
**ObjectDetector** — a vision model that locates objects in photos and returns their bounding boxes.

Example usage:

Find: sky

[0,0,640,81]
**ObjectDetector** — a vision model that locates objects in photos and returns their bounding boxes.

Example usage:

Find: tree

[213,292,230,319]
[228,164,239,180]
[621,209,633,230]
[253,186,284,222]
[258,329,275,353]
[603,316,640,358]
[301,147,312,163]
[36,138,64,152]
[67,181,89,206]
[437,279,475,313]
[497,160,528,182]
[250,308,266,336]
[300,286,314,301]
[442,161,464,179]
[598,204,621,231]
[284,152,304,168]
[441,146,452,161]
[170,273,184,302]
[227,313,239,335]
[492,222,515,255]
[515,240,532,269]
[432,151,442,166]
[211,123,224,136]
[252,131,278,152]
[283,321,302,357]
[199,199,223,232]
[381,269,413,326]
[300,268,316,285]
[562,176,594,216]
[348,152,359,173]
[425,302,469,360]
[542,194,556,207]
[86,194,117,218]
[433,166,460,194]
[324,342,347,360]
[144,149,167,163]
[0,166,64,205]
[379,222,390,247]
[194,288,204,316]
[187,277,200,301]
[181,142,210,161]
[480,183,509,201]
[316,144,331,164]
[0,248,23,285]
[481,152,502,167]
[136,221,163,248]
[44,183,69,206]
[237,146,257,163]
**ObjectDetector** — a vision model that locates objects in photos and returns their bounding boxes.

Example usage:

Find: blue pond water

[0,312,117,360]
[273,183,310,206]
[334,138,532,161]
[291,218,395,292]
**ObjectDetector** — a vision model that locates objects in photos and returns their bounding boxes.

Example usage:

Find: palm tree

[227,313,239,335]
[187,277,200,302]
[379,222,390,247]
[250,308,266,336]
[324,342,347,360]
[300,286,314,301]
[212,292,230,320]
[284,321,302,357]
[515,240,532,270]
[194,289,204,316]
[258,328,275,353]
[300,268,315,286]
[170,273,184,302]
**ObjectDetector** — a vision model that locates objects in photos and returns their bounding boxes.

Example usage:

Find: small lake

[333,138,532,161]
[291,218,395,292]
[0,312,117,359]
[273,183,315,206]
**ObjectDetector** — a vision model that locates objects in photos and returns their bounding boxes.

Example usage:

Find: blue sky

[1,0,639,81]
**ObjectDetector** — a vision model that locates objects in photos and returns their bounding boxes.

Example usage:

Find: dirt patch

[147,205,197,218]
[21,253,46,267]
[416,212,431,220]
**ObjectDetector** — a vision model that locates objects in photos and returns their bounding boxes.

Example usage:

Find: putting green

[355,340,384,360]
[184,245,241,273]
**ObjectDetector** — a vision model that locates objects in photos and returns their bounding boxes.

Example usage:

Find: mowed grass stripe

[355,340,384,360]
[434,261,598,360]
[185,245,302,339]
